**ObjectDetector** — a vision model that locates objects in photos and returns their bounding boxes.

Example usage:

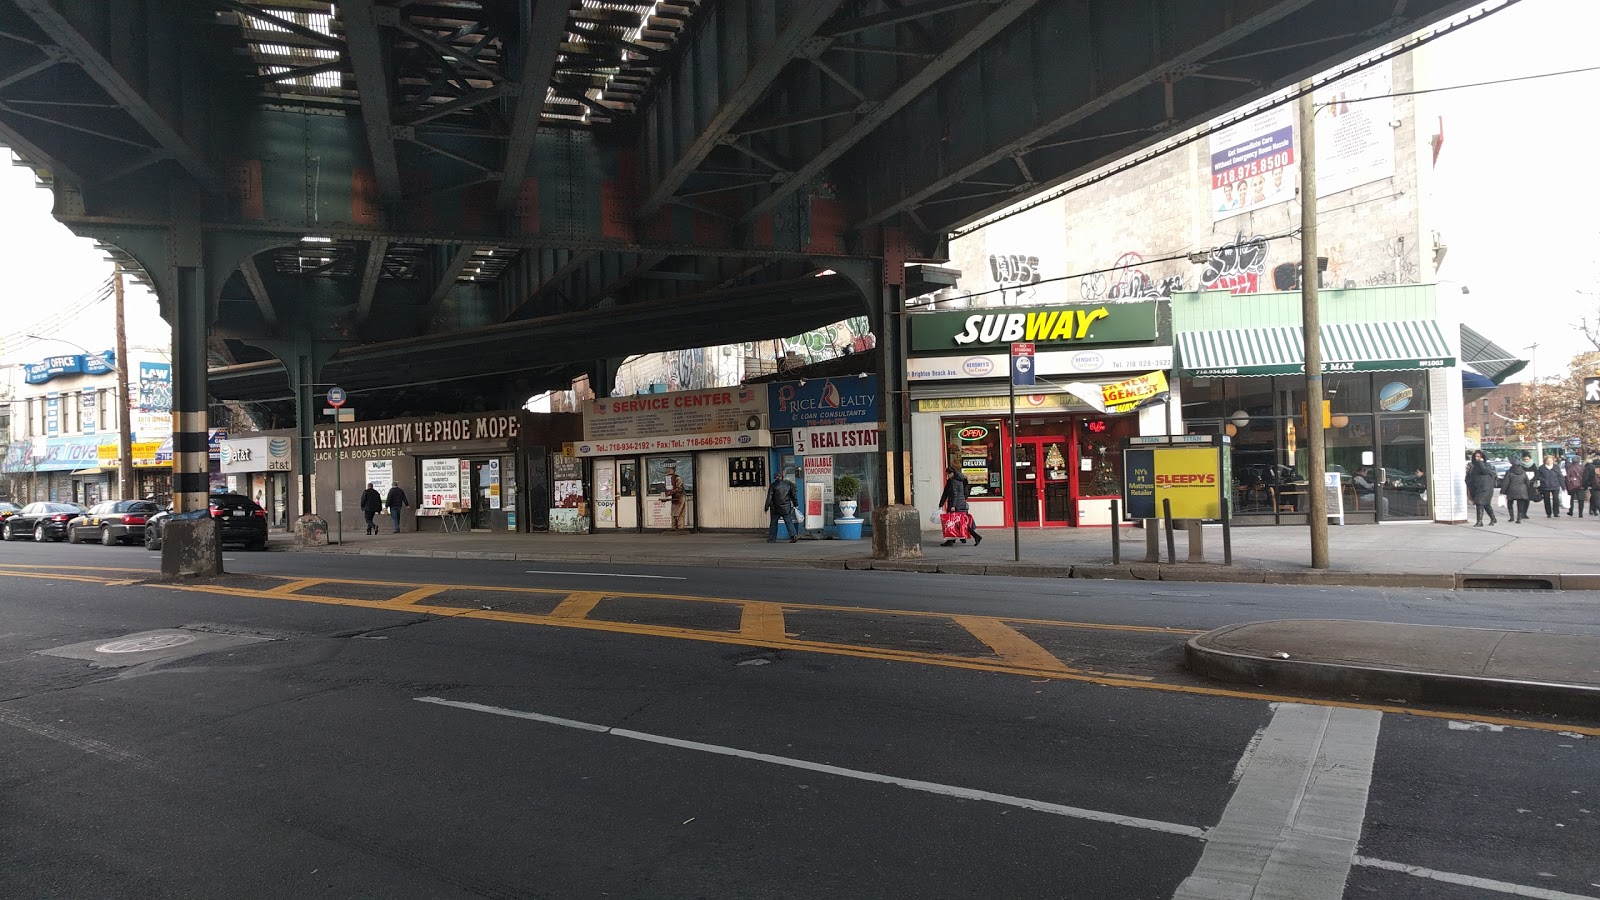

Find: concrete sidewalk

[1186,620,1600,718]
[285,512,1600,590]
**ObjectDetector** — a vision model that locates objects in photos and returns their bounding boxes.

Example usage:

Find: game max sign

[908,302,1158,354]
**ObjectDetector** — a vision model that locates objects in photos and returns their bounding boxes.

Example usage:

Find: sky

[0,0,1596,382]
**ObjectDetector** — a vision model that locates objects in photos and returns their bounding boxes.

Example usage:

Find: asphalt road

[1,540,1596,899]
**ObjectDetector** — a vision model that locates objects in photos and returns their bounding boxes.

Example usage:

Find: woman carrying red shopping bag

[938,465,982,548]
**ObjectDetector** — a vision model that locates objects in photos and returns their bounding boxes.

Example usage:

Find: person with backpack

[385,482,409,533]
[1565,459,1587,517]
[763,469,804,543]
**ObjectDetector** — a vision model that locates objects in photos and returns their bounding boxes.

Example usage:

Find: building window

[942,419,1004,499]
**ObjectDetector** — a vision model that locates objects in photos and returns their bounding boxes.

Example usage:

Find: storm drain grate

[1458,576,1555,591]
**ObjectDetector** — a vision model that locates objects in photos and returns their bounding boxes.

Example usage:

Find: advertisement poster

[486,459,502,509]
[584,385,767,442]
[421,458,460,509]
[596,500,616,525]
[138,362,172,413]
[365,459,393,495]
[1314,60,1394,197]
[1122,447,1223,519]
[803,456,834,531]
[1209,104,1297,221]
[81,390,96,435]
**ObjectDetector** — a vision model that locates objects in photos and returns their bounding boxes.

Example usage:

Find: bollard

[1162,499,1176,564]
[1111,500,1123,564]
[1144,519,1160,562]
[1186,519,1205,562]
[1221,499,1233,566]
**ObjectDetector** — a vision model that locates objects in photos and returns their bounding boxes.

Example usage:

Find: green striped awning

[1178,320,1455,376]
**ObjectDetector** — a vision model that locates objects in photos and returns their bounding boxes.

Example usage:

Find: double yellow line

[5,563,1596,736]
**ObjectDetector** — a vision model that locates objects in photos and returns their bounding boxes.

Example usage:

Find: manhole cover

[96,634,197,654]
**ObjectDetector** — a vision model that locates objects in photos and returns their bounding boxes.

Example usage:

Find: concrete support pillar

[170,265,210,513]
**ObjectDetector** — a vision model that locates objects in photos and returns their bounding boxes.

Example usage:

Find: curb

[1185,623,1600,717]
[288,544,1600,590]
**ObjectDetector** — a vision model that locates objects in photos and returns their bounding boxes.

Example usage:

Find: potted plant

[834,474,861,520]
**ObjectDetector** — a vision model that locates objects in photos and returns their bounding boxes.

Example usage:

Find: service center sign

[1122,446,1223,519]
[793,424,879,455]
[907,302,1158,354]
[584,385,767,442]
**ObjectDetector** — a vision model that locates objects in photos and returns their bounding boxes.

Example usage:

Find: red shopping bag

[940,512,970,539]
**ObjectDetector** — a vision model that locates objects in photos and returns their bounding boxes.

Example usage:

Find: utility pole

[1525,342,1541,459]
[1299,83,1329,569]
[113,270,135,498]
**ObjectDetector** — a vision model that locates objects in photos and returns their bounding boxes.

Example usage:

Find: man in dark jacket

[763,471,804,543]
[359,483,383,535]
[1585,456,1600,516]
[1501,455,1532,523]
[385,483,409,533]
[937,465,982,547]
[1465,451,1497,527]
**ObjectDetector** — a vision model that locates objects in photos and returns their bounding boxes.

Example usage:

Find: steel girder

[843,0,1500,234]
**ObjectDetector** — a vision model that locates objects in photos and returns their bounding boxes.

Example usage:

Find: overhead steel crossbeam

[847,0,1494,235]
[494,0,571,211]
[341,0,402,204]
[9,0,225,193]
[635,0,850,219]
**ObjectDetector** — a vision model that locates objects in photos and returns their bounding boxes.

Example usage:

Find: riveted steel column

[171,264,211,512]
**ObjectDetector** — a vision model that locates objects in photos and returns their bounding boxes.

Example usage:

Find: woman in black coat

[1465,451,1497,527]
[1501,456,1531,523]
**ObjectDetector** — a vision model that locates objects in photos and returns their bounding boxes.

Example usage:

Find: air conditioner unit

[744,413,768,431]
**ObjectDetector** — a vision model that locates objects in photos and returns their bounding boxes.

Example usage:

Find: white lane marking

[1449,721,1508,732]
[523,570,686,580]
[1355,857,1600,900]
[414,697,1204,838]
[1173,703,1381,900]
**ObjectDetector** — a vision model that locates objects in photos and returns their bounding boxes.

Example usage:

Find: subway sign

[908,302,1158,354]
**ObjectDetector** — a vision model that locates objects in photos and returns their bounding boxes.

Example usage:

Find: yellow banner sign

[97,441,170,468]
[1101,371,1169,414]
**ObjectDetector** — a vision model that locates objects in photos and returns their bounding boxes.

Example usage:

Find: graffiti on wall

[1361,236,1420,286]
[1200,233,1269,294]
[1080,252,1185,301]
[988,254,1042,304]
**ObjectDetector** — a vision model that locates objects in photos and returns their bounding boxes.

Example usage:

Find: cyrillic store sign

[907,302,1158,354]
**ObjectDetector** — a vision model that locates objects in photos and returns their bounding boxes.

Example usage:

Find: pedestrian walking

[1585,456,1600,516]
[763,469,804,543]
[1501,454,1531,523]
[1565,460,1587,517]
[385,483,409,533]
[359,482,383,535]
[937,465,982,547]
[1465,451,1497,527]
[664,465,687,533]
[1536,455,1564,518]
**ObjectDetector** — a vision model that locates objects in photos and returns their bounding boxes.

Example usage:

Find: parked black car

[2,502,90,542]
[144,493,269,551]
[67,499,164,546]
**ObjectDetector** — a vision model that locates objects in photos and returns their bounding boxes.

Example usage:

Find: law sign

[1010,342,1036,387]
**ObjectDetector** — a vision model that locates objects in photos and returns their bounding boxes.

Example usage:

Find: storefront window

[645,455,693,496]
[943,420,1003,498]
[1079,415,1136,497]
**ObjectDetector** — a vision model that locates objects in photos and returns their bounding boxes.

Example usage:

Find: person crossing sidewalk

[937,466,982,548]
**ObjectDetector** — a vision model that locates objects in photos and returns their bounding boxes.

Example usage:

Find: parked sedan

[67,499,163,546]
[2,502,90,542]
[145,493,269,551]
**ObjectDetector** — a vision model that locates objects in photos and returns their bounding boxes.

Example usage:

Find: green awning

[1178,320,1454,376]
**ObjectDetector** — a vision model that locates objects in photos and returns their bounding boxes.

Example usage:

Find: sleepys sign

[908,301,1159,354]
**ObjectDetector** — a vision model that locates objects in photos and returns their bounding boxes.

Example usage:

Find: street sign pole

[327,387,346,544]
[1010,343,1035,562]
